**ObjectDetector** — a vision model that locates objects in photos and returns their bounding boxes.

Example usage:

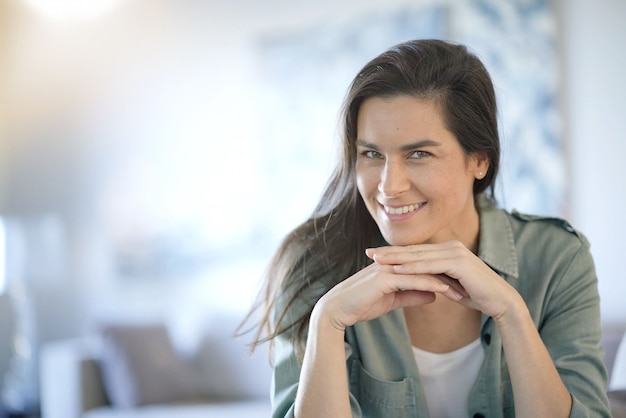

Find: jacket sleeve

[269,272,365,418]
[271,326,364,418]
[536,234,611,417]
[270,333,300,418]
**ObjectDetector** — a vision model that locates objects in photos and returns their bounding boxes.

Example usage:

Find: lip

[378,201,426,221]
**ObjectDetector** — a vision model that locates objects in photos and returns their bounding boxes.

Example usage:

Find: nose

[378,160,410,197]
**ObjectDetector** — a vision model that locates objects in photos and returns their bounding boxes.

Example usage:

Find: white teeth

[383,203,423,215]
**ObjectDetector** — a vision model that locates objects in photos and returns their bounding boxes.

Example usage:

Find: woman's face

[355,96,488,248]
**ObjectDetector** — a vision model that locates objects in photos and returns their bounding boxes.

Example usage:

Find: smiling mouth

[382,202,426,215]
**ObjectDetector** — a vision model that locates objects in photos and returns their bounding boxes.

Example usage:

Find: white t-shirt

[412,338,484,418]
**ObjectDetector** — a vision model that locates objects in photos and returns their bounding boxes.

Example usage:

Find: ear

[470,152,490,180]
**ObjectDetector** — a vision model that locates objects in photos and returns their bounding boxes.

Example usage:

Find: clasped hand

[316,240,517,332]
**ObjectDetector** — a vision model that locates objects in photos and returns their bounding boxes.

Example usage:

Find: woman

[247,39,610,417]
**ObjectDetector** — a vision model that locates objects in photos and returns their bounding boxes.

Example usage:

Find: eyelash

[360,150,383,159]
[409,151,431,159]
[358,150,431,159]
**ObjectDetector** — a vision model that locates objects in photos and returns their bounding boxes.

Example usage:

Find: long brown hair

[241,39,500,360]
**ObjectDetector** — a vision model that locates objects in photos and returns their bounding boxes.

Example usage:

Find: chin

[381,231,426,247]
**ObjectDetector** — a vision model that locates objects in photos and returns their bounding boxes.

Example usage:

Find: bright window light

[21,0,123,22]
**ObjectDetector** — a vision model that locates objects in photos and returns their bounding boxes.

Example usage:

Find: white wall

[560,0,626,326]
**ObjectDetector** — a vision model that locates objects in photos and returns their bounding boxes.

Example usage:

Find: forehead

[356,96,455,145]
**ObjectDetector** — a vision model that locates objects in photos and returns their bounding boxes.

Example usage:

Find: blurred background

[0,0,625,414]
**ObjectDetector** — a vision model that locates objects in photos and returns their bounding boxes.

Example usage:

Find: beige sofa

[40,314,272,418]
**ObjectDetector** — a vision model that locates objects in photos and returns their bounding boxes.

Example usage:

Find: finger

[367,243,440,256]
[366,246,409,262]
[387,274,451,295]
[365,246,412,261]
[373,248,442,266]
[389,272,466,301]
[387,274,466,302]
[391,255,459,277]
[435,274,469,298]
[397,282,464,302]
[370,241,464,260]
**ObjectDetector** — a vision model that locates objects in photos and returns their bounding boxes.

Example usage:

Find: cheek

[355,165,375,197]
[427,166,470,192]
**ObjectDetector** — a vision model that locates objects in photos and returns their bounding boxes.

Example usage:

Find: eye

[409,150,431,159]
[360,150,384,159]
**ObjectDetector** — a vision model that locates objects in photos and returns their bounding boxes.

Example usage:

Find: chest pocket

[352,360,418,418]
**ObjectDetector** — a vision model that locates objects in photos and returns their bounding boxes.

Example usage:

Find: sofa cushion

[99,323,203,408]
[190,314,272,400]
[609,390,626,418]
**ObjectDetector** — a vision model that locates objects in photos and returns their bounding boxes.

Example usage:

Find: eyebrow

[355,139,441,151]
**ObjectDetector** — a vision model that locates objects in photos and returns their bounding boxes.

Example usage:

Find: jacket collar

[477,195,519,279]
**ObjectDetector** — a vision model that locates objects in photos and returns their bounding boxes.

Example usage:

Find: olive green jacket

[271,198,611,417]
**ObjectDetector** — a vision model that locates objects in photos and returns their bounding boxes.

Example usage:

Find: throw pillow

[98,323,203,408]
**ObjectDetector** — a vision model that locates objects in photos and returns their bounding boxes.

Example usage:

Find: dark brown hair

[241,39,500,359]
